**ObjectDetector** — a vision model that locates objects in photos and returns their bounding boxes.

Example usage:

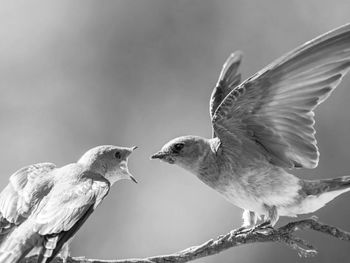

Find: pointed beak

[150,150,175,164]
[150,151,167,160]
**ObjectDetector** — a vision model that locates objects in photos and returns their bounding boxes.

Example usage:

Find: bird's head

[151,136,210,173]
[78,145,138,185]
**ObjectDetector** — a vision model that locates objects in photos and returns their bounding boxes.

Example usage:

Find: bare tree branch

[24,217,350,263]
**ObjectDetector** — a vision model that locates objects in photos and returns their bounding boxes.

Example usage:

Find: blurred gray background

[0,0,350,262]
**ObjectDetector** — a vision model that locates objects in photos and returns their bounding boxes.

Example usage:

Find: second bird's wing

[0,163,56,242]
[33,173,110,263]
[212,23,350,169]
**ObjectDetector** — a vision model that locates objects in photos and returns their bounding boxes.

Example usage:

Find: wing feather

[34,180,108,235]
[33,175,109,262]
[210,51,243,129]
[33,173,109,233]
[0,163,55,245]
[0,163,56,225]
[213,23,350,169]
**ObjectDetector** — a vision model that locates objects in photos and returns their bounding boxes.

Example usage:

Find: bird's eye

[115,151,121,159]
[173,143,184,153]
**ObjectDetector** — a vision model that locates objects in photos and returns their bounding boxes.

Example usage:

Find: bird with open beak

[0,145,137,263]
[152,23,350,230]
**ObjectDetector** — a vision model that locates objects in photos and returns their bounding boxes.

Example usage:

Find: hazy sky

[0,1,350,263]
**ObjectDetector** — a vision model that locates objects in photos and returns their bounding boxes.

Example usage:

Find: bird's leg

[265,204,279,227]
[229,210,257,237]
[242,210,258,228]
[254,205,278,232]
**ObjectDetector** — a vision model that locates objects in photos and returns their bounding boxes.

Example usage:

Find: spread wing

[210,51,243,121]
[212,23,350,169]
[33,174,110,261]
[0,163,56,240]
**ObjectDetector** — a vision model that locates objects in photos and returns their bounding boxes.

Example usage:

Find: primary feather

[213,23,350,169]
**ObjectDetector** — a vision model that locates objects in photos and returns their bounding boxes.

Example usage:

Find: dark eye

[173,143,184,153]
[114,151,121,159]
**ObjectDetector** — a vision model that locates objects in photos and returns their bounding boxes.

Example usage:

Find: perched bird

[0,145,137,263]
[151,24,350,229]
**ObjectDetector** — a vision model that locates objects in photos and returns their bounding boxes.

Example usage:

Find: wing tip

[218,51,244,84]
[224,51,244,68]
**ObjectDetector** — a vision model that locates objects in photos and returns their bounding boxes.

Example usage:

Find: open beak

[120,163,138,183]
[123,146,138,183]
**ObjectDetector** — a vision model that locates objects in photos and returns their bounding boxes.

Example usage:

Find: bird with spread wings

[152,24,350,229]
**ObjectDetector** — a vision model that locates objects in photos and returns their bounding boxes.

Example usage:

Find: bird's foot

[228,225,256,240]
[228,220,275,240]
[251,220,275,235]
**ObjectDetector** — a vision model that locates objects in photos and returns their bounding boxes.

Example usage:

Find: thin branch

[24,217,350,263]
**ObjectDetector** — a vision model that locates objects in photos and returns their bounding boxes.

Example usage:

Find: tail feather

[302,175,350,195]
[37,235,59,263]
[296,175,350,214]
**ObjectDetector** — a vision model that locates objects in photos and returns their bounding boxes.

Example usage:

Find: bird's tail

[37,235,59,263]
[297,175,350,214]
